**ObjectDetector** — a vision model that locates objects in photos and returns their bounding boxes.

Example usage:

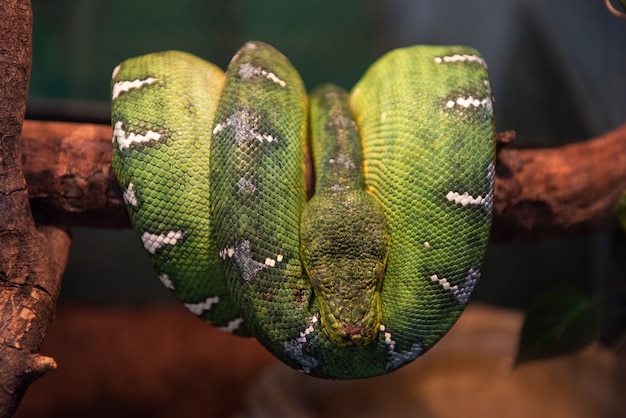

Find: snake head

[301,190,389,347]
[313,257,386,347]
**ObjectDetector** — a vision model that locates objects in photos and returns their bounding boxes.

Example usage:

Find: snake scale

[111,41,495,379]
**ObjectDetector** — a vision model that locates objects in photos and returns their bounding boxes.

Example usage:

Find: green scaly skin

[111,41,495,379]
[111,51,249,335]
[302,84,389,347]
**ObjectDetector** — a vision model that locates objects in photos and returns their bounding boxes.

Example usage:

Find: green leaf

[516,286,599,365]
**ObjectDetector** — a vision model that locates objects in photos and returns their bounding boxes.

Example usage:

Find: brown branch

[491,125,626,240]
[0,1,71,417]
[20,121,128,228]
[19,120,626,241]
[606,0,626,19]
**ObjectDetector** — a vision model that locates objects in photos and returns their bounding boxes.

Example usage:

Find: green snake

[111,41,495,379]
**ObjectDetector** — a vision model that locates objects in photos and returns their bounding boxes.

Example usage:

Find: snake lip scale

[111,40,495,379]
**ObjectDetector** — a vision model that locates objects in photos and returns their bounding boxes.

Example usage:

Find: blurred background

[16,0,626,416]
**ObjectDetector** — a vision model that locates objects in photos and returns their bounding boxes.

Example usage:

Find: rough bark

[0,1,71,417]
[19,120,626,241]
[491,125,626,240]
[20,121,127,228]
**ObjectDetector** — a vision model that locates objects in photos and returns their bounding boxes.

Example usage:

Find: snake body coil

[111,41,495,379]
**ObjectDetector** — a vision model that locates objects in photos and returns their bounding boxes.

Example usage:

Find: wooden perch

[18,120,626,240]
[20,121,128,228]
[492,126,626,240]
[0,2,71,417]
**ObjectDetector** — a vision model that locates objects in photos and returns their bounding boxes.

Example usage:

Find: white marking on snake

[299,316,317,341]
[328,113,356,131]
[430,274,453,291]
[484,162,495,214]
[184,296,220,315]
[141,231,183,254]
[430,269,480,306]
[122,183,138,207]
[230,42,257,65]
[212,122,226,134]
[113,121,162,152]
[284,315,320,374]
[111,77,157,100]
[329,154,356,170]
[484,79,494,101]
[237,177,257,194]
[456,268,481,306]
[434,54,487,68]
[423,241,431,249]
[218,318,244,333]
[446,96,492,112]
[229,240,267,281]
[220,246,235,259]
[446,191,485,207]
[263,254,284,267]
[380,324,423,371]
[213,110,278,145]
[112,64,121,79]
[237,62,286,87]
[330,184,349,194]
[158,273,175,290]
[380,324,395,351]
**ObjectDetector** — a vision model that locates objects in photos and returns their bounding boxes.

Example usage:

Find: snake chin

[317,290,382,347]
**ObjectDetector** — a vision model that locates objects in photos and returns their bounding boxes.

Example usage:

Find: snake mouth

[317,291,382,347]
[321,317,380,347]
[340,323,377,346]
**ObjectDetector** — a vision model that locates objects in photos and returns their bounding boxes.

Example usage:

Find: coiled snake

[111,41,495,379]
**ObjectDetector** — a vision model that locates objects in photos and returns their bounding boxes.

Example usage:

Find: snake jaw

[305,250,387,348]
[317,287,382,347]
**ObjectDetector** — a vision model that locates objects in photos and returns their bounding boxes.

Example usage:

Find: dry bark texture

[0,1,71,417]
[20,121,126,228]
[492,126,626,240]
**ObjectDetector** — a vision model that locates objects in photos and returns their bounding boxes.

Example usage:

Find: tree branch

[492,125,626,240]
[19,120,626,240]
[0,1,71,417]
[20,121,127,228]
